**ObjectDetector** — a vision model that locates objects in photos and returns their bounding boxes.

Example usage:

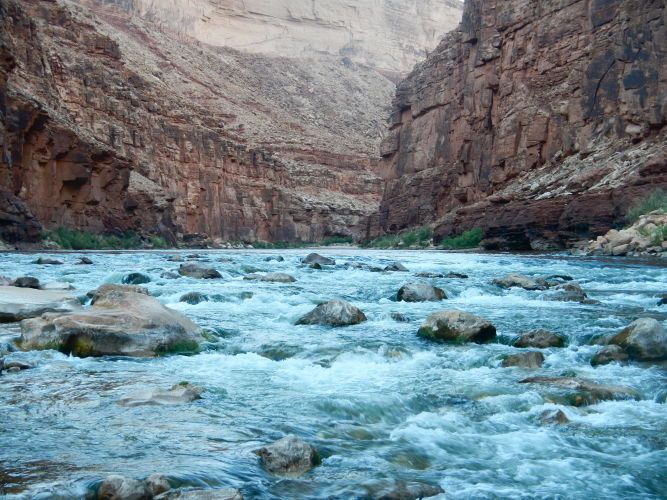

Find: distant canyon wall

[378,0,667,249]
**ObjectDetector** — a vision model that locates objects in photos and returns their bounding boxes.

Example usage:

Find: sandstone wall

[378,0,667,249]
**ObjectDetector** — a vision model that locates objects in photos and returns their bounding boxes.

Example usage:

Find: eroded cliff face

[379,0,667,249]
[80,0,464,81]
[0,0,399,244]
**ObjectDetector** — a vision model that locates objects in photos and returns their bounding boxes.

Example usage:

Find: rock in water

[374,481,444,500]
[397,283,446,302]
[13,277,40,289]
[385,262,408,272]
[253,435,321,475]
[178,263,222,279]
[41,281,75,291]
[417,310,496,343]
[302,253,335,266]
[145,474,171,497]
[97,475,149,500]
[155,488,243,499]
[244,272,296,283]
[118,383,202,407]
[122,272,151,285]
[501,351,545,368]
[296,300,367,327]
[33,257,63,265]
[512,329,565,348]
[539,409,570,425]
[0,286,80,322]
[607,318,667,362]
[19,285,204,357]
[179,292,209,305]
[77,257,93,265]
[519,377,638,406]
[591,345,629,366]
[492,274,545,290]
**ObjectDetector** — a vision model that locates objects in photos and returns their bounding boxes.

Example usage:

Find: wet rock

[551,282,595,303]
[446,272,468,279]
[244,272,296,283]
[414,272,445,278]
[97,475,149,500]
[33,257,63,265]
[607,317,667,362]
[385,262,408,272]
[546,274,574,282]
[13,276,40,289]
[0,286,80,322]
[0,276,12,286]
[397,283,446,302]
[309,262,322,270]
[155,488,243,500]
[265,256,284,262]
[519,377,638,406]
[253,434,321,475]
[167,255,184,262]
[501,351,545,368]
[302,253,335,266]
[591,345,629,366]
[77,257,93,265]
[539,409,569,425]
[296,300,367,327]
[0,359,32,373]
[390,312,409,322]
[145,474,171,497]
[178,263,222,279]
[161,271,180,279]
[118,383,202,407]
[122,272,151,285]
[417,310,496,343]
[512,329,566,348]
[180,292,209,305]
[492,273,544,290]
[658,294,667,306]
[374,481,444,500]
[41,281,75,290]
[20,284,204,357]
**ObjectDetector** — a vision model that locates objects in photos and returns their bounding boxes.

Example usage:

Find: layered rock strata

[378,0,667,249]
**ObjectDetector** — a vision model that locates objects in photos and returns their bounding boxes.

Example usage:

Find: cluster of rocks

[582,212,666,257]
[492,273,596,304]
[96,473,241,500]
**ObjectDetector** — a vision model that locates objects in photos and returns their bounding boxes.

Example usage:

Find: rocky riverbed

[0,249,665,499]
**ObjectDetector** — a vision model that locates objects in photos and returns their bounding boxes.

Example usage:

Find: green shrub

[149,235,169,248]
[626,188,667,224]
[48,228,144,250]
[321,235,354,246]
[440,227,483,249]
[251,240,314,249]
[362,226,432,248]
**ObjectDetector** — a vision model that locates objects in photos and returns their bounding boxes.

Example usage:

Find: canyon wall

[378,0,667,249]
[0,0,413,244]
[80,0,464,80]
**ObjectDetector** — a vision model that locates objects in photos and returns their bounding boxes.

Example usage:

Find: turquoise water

[0,250,665,499]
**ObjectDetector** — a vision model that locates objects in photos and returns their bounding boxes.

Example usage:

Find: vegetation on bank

[362,226,433,248]
[251,235,354,249]
[46,228,168,250]
[440,228,483,249]
[626,188,667,223]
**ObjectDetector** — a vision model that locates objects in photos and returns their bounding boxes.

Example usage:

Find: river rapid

[0,249,665,499]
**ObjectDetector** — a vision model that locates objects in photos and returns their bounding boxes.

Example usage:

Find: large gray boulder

[492,273,544,290]
[97,475,149,500]
[302,253,335,266]
[296,300,367,327]
[512,329,565,348]
[519,377,638,406]
[501,351,545,368]
[244,272,296,283]
[253,435,321,476]
[118,383,203,407]
[607,318,667,361]
[156,489,243,500]
[0,286,80,322]
[178,263,222,279]
[417,310,496,343]
[397,283,446,302]
[591,345,629,366]
[19,285,204,357]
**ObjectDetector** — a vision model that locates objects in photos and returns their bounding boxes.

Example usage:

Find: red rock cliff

[378,0,667,249]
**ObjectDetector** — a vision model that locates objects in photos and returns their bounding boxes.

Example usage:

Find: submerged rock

[77,256,94,265]
[591,345,629,366]
[539,409,570,425]
[390,312,409,322]
[33,257,63,265]
[519,377,638,406]
[446,272,468,279]
[417,310,496,343]
[118,383,202,407]
[20,285,204,357]
[658,294,667,306]
[296,300,367,327]
[253,434,321,475]
[302,253,335,266]
[155,488,243,500]
[385,262,408,272]
[607,317,667,362]
[501,351,545,368]
[0,286,80,322]
[0,359,33,373]
[13,276,40,289]
[550,282,595,303]
[97,475,149,500]
[414,272,445,278]
[161,271,180,279]
[244,272,296,283]
[373,481,444,500]
[512,329,565,348]
[41,281,75,291]
[492,273,544,290]
[180,292,209,305]
[397,283,446,302]
[122,272,151,285]
[178,263,222,279]
[265,256,285,262]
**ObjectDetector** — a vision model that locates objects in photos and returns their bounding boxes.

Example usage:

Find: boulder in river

[417,310,496,343]
[13,276,40,289]
[122,272,151,285]
[397,283,446,302]
[41,281,75,291]
[19,284,204,357]
[253,434,321,476]
[0,359,33,373]
[244,272,296,283]
[591,345,629,366]
[178,263,222,279]
[33,257,63,265]
[77,257,93,265]
[492,273,545,290]
[519,377,638,406]
[180,292,209,305]
[97,475,150,500]
[512,329,566,348]
[118,382,203,407]
[550,282,596,303]
[302,253,335,266]
[658,294,667,306]
[371,480,444,500]
[296,300,367,327]
[155,488,243,499]
[539,409,570,425]
[0,286,80,322]
[385,262,408,272]
[501,351,545,368]
[265,256,285,262]
[161,271,180,280]
[414,272,445,278]
[145,474,171,497]
[606,317,667,362]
